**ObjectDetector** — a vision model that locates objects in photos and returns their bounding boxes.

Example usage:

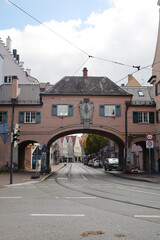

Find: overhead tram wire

[7,0,89,56]
[7,0,143,72]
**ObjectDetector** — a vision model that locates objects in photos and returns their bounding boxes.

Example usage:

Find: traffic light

[12,123,20,147]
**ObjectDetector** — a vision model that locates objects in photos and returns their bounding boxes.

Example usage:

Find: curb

[108,171,160,183]
[0,164,65,188]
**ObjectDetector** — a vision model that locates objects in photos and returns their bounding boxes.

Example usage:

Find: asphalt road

[0,163,160,240]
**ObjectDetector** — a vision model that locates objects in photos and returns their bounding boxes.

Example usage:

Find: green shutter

[116,105,121,116]
[68,105,73,116]
[133,112,138,123]
[19,111,24,123]
[2,111,7,123]
[149,112,154,124]
[156,111,158,123]
[155,84,158,96]
[36,112,41,123]
[99,105,105,116]
[52,105,57,116]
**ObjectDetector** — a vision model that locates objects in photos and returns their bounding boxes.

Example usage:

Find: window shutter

[2,111,7,123]
[155,84,158,96]
[19,111,24,123]
[156,111,158,123]
[133,112,138,123]
[99,105,105,116]
[115,105,121,116]
[36,112,41,123]
[52,105,57,116]
[149,112,154,124]
[68,105,73,116]
[4,76,7,83]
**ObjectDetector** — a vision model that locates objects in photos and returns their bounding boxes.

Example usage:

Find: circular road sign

[146,133,153,140]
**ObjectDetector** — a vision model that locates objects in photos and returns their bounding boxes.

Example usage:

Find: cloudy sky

[0,0,159,85]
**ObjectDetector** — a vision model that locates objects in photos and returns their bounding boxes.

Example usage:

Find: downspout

[125,102,129,170]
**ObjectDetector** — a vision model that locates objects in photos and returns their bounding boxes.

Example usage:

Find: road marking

[117,187,160,196]
[65,197,96,199]
[134,215,160,218]
[81,174,88,180]
[0,197,22,199]
[57,178,68,180]
[30,214,85,217]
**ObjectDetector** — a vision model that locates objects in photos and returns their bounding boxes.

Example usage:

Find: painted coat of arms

[79,98,94,129]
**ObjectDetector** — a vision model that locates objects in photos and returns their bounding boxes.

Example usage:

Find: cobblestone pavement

[0,164,65,187]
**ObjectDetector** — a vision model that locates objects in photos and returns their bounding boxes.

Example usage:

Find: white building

[0,36,38,85]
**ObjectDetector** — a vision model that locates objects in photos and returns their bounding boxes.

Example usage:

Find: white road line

[134,215,160,218]
[30,214,85,217]
[0,197,22,199]
[117,187,160,196]
[57,178,68,180]
[81,173,88,181]
[65,196,96,199]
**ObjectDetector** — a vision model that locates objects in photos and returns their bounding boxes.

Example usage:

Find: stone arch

[46,128,125,169]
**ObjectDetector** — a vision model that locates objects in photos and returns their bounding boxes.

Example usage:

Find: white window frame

[24,112,36,123]
[138,90,144,97]
[57,105,68,116]
[138,112,149,123]
[105,105,116,116]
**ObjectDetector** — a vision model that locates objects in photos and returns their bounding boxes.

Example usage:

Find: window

[99,105,121,117]
[57,105,68,116]
[138,112,149,123]
[4,76,13,83]
[24,112,36,123]
[0,55,3,85]
[155,81,160,96]
[19,111,41,123]
[156,110,160,123]
[138,90,144,97]
[133,112,154,124]
[105,105,115,116]
[52,105,73,116]
[0,111,7,123]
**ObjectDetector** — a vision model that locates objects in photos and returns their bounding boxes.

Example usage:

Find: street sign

[146,133,153,140]
[146,140,154,148]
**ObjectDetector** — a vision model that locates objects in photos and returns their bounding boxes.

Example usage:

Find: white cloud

[0,0,159,85]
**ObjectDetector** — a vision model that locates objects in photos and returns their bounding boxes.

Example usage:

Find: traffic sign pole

[149,148,151,175]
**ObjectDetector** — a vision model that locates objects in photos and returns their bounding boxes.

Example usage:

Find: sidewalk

[0,164,65,187]
[109,171,160,184]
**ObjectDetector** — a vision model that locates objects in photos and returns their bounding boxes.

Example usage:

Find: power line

[7,0,89,56]
[7,0,143,72]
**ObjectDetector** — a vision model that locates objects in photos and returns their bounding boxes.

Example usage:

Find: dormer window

[138,90,144,97]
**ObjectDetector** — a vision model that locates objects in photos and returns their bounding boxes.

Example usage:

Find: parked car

[88,159,94,166]
[104,158,119,171]
[93,160,103,168]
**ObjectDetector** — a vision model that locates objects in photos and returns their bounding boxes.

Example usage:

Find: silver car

[104,158,119,171]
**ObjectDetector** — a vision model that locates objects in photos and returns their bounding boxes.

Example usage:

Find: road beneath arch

[0,163,160,240]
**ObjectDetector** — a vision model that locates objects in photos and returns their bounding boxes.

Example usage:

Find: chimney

[11,76,18,102]
[26,69,31,76]
[128,74,132,82]
[6,36,12,51]
[83,67,88,77]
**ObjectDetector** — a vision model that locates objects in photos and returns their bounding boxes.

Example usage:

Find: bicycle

[1,162,17,172]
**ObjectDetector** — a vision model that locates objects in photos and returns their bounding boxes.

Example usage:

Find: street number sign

[146,140,154,148]
[146,133,153,140]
